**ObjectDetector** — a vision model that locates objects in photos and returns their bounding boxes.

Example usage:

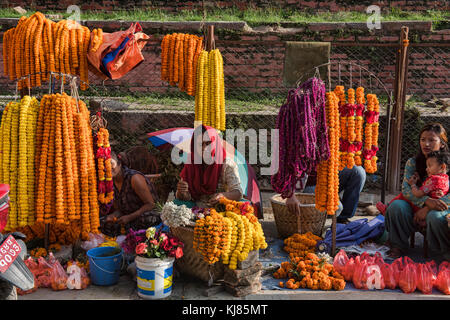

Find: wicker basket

[170,226,224,283]
[270,193,327,239]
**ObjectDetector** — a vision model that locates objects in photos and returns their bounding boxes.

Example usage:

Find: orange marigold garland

[315,91,340,214]
[364,94,380,173]
[354,87,365,166]
[345,88,356,169]
[91,113,114,216]
[334,86,347,170]
[161,33,204,96]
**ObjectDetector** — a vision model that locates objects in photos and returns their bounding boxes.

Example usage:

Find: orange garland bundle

[95,127,114,205]
[354,87,365,166]
[346,88,356,169]
[33,93,99,242]
[334,86,347,171]
[2,13,91,90]
[160,33,203,96]
[363,94,380,173]
[315,91,340,214]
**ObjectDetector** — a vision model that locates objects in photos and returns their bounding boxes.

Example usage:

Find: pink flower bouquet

[121,227,184,260]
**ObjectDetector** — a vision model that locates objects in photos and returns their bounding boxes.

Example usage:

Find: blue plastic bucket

[86,246,123,286]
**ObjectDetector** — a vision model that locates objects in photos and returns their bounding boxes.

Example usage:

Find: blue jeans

[385,199,450,260]
[304,165,366,219]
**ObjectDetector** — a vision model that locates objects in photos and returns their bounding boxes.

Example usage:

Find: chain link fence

[89,39,449,194]
[2,38,442,195]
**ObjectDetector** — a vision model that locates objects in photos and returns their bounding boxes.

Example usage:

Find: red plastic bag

[435,265,450,295]
[353,259,385,290]
[107,31,149,80]
[352,258,369,289]
[380,263,397,290]
[333,249,349,275]
[36,257,53,288]
[373,252,385,267]
[50,260,68,291]
[360,252,374,264]
[416,263,434,294]
[398,262,417,294]
[342,257,356,282]
[87,23,149,80]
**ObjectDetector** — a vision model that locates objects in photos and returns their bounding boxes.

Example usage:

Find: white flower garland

[161,201,194,228]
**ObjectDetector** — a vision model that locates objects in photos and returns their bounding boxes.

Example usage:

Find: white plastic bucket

[135,256,174,299]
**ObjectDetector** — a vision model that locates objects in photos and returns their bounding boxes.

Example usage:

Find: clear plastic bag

[50,260,68,291]
[80,233,105,251]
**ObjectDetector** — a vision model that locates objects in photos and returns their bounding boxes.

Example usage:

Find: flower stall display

[271,77,330,200]
[1,92,100,243]
[160,33,203,96]
[192,197,268,270]
[2,12,91,90]
[161,201,195,228]
[273,253,346,291]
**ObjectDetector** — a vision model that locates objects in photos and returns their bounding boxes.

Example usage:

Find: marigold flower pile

[193,197,267,269]
[2,12,91,90]
[283,232,322,260]
[273,253,346,291]
[160,33,203,96]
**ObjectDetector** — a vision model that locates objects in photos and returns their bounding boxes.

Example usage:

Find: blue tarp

[316,215,385,254]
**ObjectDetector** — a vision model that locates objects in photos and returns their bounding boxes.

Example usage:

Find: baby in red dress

[408,151,449,200]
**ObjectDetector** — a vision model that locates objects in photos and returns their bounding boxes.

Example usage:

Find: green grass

[0,7,448,28]
[120,92,283,113]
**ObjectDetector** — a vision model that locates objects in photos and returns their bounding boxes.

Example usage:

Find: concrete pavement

[18,192,450,300]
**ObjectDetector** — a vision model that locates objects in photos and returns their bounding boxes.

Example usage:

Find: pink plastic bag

[380,263,397,290]
[342,257,356,282]
[36,257,53,288]
[435,264,450,295]
[50,260,68,291]
[398,262,417,294]
[333,249,349,275]
[416,263,434,294]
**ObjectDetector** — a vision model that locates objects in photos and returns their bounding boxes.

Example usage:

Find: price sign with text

[0,235,21,273]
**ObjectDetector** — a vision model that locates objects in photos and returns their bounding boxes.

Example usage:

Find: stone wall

[1,0,448,13]
[0,19,448,99]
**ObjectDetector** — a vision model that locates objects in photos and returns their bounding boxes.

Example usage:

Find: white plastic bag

[80,233,105,251]
[66,264,82,290]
